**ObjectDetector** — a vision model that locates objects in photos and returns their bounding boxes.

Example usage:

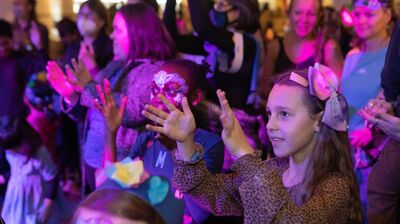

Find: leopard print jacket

[173,153,351,224]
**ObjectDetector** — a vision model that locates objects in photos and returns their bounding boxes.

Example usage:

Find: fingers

[119,96,128,117]
[96,84,106,105]
[143,105,169,120]
[93,98,104,113]
[145,124,165,134]
[217,89,233,115]
[375,113,399,124]
[181,97,193,115]
[158,94,177,112]
[142,110,165,126]
[103,79,114,106]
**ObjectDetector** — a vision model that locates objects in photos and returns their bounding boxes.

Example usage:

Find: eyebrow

[266,105,295,112]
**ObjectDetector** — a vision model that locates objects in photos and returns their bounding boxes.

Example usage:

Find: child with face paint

[163,0,263,110]
[95,60,225,223]
[46,3,176,194]
[143,64,363,223]
[340,0,393,212]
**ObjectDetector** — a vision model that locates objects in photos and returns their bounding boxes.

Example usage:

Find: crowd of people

[0,0,399,223]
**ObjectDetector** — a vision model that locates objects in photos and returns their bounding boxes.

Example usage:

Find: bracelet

[174,142,204,163]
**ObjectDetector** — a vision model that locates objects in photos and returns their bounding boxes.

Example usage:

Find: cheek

[120,37,130,56]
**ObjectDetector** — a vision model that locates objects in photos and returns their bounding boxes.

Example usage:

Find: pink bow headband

[290,63,349,132]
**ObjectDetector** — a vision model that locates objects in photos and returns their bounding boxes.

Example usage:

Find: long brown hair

[72,189,165,224]
[273,71,363,223]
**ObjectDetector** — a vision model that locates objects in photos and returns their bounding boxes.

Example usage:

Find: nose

[266,116,278,132]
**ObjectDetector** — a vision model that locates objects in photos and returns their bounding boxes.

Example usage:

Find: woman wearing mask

[164,0,262,111]
[63,0,113,75]
[47,3,176,194]
[340,0,392,214]
[259,0,343,99]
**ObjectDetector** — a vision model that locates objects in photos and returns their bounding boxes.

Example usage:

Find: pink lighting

[341,8,353,27]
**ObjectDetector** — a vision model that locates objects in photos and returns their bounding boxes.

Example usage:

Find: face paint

[151,70,189,110]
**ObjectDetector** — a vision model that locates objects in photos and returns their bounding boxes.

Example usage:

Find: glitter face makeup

[151,70,190,110]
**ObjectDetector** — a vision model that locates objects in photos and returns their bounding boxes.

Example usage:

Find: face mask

[209,9,229,28]
[77,18,97,36]
[13,7,24,18]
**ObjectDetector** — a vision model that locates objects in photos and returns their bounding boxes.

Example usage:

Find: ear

[314,111,324,133]
[190,89,203,106]
[384,9,392,24]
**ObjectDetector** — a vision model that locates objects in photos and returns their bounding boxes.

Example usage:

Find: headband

[289,63,348,132]
[354,0,383,10]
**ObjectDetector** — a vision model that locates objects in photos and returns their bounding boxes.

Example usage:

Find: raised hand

[65,58,92,92]
[46,61,76,99]
[142,95,195,143]
[217,89,254,159]
[79,42,98,72]
[349,127,373,148]
[94,79,127,133]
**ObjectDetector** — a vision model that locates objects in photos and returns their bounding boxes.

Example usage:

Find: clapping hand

[142,95,196,143]
[216,90,253,159]
[65,58,92,92]
[94,79,127,133]
[79,42,97,72]
[46,61,77,101]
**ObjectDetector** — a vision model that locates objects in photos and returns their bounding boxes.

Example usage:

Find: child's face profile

[150,70,189,111]
[266,85,319,162]
[75,207,147,224]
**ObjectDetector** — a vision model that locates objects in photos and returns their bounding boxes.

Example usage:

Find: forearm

[103,131,117,167]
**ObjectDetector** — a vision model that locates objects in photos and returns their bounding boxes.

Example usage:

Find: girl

[96,60,225,223]
[143,64,363,223]
[63,0,113,75]
[340,0,392,210]
[260,0,343,98]
[72,189,165,224]
[0,118,60,224]
[46,3,176,193]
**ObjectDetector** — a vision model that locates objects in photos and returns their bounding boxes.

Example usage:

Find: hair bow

[308,63,348,132]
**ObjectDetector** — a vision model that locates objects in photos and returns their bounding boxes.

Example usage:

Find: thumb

[119,96,128,117]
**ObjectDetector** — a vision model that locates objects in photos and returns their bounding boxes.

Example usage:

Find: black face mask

[209,8,236,28]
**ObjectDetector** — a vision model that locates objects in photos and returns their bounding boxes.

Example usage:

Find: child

[0,118,59,224]
[143,63,363,223]
[72,188,165,224]
[95,60,226,223]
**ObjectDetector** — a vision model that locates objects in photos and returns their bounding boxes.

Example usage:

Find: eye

[279,111,289,119]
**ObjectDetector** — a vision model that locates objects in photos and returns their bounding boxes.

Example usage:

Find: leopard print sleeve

[239,171,351,224]
[173,158,244,216]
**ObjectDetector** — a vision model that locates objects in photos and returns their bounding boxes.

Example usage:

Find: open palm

[217,90,254,159]
[46,61,76,98]
[94,79,127,132]
[142,95,195,143]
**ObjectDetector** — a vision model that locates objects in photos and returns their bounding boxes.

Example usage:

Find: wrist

[233,145,254,159]
[64,92,79,105]
[176,136,196,161]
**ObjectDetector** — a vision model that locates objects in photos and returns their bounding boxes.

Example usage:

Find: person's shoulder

[318,172,349,195]
[345,47,361,58]
[194,129,222,147]
[324,39,340,53]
